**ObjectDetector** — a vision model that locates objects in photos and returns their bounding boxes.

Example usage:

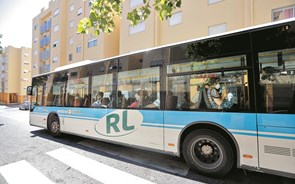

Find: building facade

[0,46,32,104]
[120,0,295,54]
[32,0,295,74]
[32,0,120,77]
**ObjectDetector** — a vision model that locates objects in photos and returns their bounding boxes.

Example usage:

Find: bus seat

[166,95,178,110]
[202,88,212,109]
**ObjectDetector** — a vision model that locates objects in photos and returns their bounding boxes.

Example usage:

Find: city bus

[27,18,295,178]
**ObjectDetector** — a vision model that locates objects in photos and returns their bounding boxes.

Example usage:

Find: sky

[0,0,49,48]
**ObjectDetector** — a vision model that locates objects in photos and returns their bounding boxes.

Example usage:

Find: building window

[272,5,295,21]
[69,38,74,45]
[169,11,182,26]
[33,63,38,69]
[24,61,29,65]
[69,54,73,61]
[34,50,38,56]
[34,24,38,30]
[208,0,223,5]
[53,56,58,63]
[34,37,38,43]
[130,0,143,9]
[23,70,29,73]
[88,38,97,48]
[76,45,82,53]
[70,20,74,28]
[77,7,83,16]
[129,21,145,35]
[208,23,227,36]
[53,40,59,48]
[53,25,59,32]
[70,4,74,11]
[54,8,59,17]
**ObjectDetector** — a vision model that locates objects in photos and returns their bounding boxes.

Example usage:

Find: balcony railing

[39,64,50,74]
[40,19,52,34]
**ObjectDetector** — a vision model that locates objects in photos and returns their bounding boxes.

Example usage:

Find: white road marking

[47,148,155,184]
[0,160,54,184]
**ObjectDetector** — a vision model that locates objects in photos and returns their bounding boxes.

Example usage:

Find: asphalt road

[0,105,294,184]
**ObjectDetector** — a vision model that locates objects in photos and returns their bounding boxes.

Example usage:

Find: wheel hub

[201,144,213,155]
[51,121,59,132]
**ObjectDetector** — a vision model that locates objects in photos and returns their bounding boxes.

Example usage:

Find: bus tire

[48,116,61,137]
[183,129,234,177]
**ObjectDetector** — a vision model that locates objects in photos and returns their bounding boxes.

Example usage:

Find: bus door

[257,50,295,175]
[30,76,47,128]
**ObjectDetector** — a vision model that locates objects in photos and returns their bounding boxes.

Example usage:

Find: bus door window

[66,69,89,108]
[32,76,48,107]
[258,49,295,114]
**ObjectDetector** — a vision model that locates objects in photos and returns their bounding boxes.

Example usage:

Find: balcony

[39,64,50,74]
[40,19,52,34]
[40,36,51,48]
[40,49,50,61]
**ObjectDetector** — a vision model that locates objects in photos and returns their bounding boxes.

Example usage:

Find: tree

[77,0,181,35]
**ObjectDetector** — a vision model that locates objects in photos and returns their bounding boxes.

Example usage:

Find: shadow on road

[30,129,294,184]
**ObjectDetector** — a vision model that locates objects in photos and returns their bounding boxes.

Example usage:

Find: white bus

[27,19,295,178]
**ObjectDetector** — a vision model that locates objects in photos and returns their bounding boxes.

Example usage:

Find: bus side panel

[30,106,48,128]
[257,114,295,175]
[62,108,164,151]
[163,111,259,168]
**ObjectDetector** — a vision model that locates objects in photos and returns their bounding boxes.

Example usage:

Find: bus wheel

[48,116,61,137]
[183,129,234,177]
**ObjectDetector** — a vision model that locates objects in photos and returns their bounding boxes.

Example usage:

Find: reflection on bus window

[66,71,89,107]
[118,67,160,109]
[259,48,295,114]
[167,64,250,112]
[91,73,113,108]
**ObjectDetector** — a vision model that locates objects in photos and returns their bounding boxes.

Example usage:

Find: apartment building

[32,0,295,74]
[120,0,295,54]
[32,0,120,76]
[0,46,32,104]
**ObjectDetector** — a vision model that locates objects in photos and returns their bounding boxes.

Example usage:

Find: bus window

[91,73,113,108]
[66,70,89,107]
[167,70,249,112]
[117,67,160,109]
[259,49,295,113]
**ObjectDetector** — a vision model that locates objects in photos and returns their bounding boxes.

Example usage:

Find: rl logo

[95,110,143,137]
[106,111,134,134]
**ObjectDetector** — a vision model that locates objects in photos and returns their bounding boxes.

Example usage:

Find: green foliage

[78,0,181,36]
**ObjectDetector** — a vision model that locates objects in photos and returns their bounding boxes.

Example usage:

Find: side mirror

[26,86,32,95]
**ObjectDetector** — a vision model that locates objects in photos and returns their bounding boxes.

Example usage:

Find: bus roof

[33,17,295,78]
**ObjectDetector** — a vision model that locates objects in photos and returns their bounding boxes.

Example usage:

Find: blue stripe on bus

[163,111,257,131]
[31,107,295,139]
[257,133,295,140]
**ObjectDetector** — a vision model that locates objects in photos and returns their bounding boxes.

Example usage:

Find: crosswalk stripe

[0,160,54,184]
[47,148,155,184]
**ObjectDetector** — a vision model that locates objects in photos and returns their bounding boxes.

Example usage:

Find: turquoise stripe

[258,133,295,140]
[142,124,163,128]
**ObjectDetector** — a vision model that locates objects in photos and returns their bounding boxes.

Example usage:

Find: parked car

[19,101,30,110]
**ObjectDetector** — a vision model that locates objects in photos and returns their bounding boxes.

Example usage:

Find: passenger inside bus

[92,92,104,108]
[128,90,149,108]
[206,77,233,110]
[109,90,127,109]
